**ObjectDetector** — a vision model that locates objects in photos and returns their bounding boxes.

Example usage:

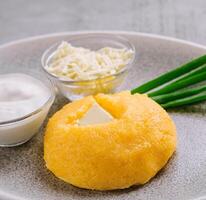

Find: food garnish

[78,101,113,125]
[132,54,206,108]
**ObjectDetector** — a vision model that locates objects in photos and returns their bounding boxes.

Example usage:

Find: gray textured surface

[0,0,206,45]
[0,1,206,199]
[0,32,206,200]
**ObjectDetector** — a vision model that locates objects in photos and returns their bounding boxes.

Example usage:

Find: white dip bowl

[0,73,55,147]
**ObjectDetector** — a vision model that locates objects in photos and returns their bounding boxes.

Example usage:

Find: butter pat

[78,102,113,125]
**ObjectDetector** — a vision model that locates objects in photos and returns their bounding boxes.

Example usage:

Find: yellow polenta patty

[44,91,177,190]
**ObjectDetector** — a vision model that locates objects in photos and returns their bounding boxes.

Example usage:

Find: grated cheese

[46,41,134,81]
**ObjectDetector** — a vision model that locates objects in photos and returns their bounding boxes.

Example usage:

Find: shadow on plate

[167,102,206,116]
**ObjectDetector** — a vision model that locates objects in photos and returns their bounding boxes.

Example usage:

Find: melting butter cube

[78,102,113,125]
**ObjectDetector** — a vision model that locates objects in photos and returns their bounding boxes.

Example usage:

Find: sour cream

[0,73,55,147]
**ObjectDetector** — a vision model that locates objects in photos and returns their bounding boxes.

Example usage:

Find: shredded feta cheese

[45,41,134,81]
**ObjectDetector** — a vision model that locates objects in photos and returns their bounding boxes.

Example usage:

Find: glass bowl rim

[0,73,55,126]
[41,34,136,84]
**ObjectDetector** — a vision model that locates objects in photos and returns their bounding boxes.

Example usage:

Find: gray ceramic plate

[0,31,206,200]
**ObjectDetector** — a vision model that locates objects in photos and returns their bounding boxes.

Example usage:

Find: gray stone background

[0,0,206,45]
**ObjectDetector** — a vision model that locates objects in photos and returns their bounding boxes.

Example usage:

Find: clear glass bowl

[0,74,55,147]
[41,34,135,101]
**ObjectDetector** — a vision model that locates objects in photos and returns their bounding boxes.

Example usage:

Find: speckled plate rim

[0,31,206,200]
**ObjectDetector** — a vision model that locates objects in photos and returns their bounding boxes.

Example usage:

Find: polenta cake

[44,91,177,190]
